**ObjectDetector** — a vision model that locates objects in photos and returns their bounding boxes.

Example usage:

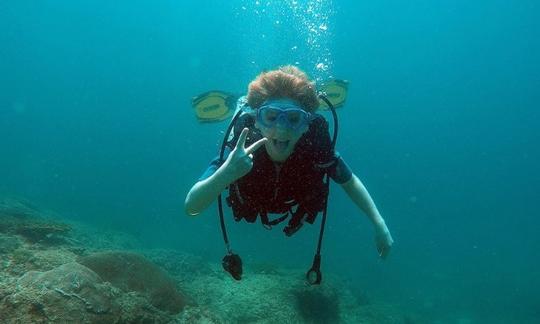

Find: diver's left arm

[340,173,394,258]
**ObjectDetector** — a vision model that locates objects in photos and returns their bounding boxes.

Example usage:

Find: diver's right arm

[185,163,236,216]
[184,128,267,216]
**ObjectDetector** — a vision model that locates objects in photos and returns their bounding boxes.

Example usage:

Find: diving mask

[256,99,312,131]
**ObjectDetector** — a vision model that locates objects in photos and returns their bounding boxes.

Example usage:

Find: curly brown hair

[246,65,319,112]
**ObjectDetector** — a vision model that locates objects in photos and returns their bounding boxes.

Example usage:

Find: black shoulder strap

[224,113,259,152]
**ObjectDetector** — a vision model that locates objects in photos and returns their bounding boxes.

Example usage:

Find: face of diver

[254,99,310,162]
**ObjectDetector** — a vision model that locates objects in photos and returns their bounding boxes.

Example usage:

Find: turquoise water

[1,1,539,322]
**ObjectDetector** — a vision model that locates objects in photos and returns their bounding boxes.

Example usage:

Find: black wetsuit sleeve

[327,152,353,184]
[197,147,232,181]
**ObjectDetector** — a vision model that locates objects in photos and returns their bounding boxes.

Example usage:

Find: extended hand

[375,224,394,259]
[222,128,267,183]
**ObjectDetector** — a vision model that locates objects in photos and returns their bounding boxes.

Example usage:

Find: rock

[78,251,187,314]
[0,197,41,219]
[14,221,71,244]
[0,197,71,245]
[0,234,21,254]
[0,262,174,323]
[4,246,78,277]
[0,262,117,323]
[293,286,341,323]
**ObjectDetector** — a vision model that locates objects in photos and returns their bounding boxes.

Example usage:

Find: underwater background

[1,0,539,323]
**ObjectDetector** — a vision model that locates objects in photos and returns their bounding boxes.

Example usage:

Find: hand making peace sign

[222,128,267,183]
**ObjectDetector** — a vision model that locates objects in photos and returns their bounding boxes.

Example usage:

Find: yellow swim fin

[318,79,349,110]
[192,91,237,123]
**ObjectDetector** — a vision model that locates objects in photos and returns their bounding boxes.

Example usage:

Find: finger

[379,246,390,259]
[236,128,249,149]
[245,137,268,155]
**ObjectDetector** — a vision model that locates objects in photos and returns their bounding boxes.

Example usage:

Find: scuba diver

[185,65,393,284]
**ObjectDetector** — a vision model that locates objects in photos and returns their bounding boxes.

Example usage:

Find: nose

[275,114,290,129]
[269,121,289,137]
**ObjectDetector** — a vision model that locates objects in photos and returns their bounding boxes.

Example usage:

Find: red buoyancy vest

[226,113,335,236]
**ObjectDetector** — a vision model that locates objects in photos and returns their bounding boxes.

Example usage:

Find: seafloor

[0,197,418,323]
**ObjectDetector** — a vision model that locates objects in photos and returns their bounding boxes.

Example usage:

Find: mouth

[271,139,290,153]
